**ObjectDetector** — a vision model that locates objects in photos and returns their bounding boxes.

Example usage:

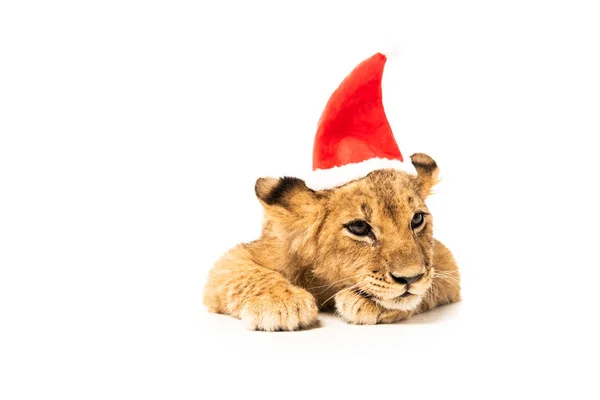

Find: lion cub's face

[255,154,440,312]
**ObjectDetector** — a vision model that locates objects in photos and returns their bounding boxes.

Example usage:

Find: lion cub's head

[255,153,440,312]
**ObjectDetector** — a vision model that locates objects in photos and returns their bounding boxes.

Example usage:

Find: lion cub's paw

[335,290,411,325]
[334,290,381,325]
[239,287,318,331]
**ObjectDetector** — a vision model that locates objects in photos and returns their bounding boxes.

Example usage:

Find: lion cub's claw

[239,288,318,331]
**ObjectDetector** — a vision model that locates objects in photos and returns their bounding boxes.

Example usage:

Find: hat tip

[379,38,401,59]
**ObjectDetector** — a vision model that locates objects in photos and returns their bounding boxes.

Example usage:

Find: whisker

[434,275,461,292]
[433,272,460,282]
[319,282,362,310]
[308,274,366,291]
[433,275,460,283]
[433,271,460,281]
[307,270,318,288]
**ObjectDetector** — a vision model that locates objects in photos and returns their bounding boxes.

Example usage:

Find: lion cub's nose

[390,273,424,285]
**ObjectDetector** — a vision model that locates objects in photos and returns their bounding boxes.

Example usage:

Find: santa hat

[305,52,416,191]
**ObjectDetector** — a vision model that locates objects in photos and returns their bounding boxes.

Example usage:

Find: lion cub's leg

[418,240,461,313]
[334,290,412,325]
[203,245,318,331]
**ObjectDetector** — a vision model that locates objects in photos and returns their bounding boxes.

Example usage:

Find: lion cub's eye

[345,220,371,236]
[411,213,426,229]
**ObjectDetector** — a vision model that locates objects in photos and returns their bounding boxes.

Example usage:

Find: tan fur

[204,153,461,331]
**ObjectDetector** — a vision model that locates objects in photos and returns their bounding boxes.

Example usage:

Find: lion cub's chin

[374,295,424,311]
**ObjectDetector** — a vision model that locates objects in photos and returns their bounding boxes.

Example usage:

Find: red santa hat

[305,52,416,191]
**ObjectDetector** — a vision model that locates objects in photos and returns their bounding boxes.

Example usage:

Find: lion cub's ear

[410,153,440,197]
[255,176,316,210]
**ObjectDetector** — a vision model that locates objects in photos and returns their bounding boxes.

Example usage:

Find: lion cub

[203,154,460,331]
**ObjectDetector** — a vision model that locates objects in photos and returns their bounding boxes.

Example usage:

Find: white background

[1,1,599,399]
